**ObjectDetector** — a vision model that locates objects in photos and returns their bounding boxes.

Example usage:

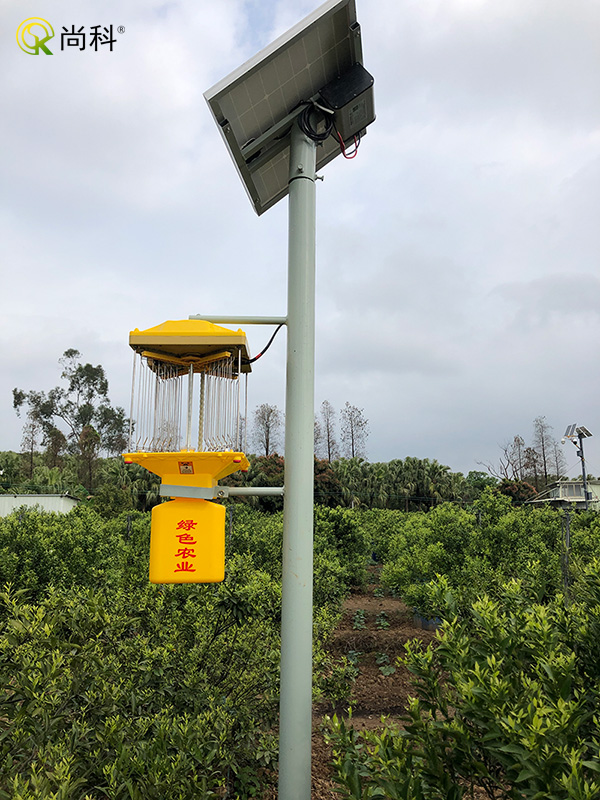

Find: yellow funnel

[123,450,249,487]
[124,451,249,584]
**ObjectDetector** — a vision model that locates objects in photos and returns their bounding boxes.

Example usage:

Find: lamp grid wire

[129,353,241,453]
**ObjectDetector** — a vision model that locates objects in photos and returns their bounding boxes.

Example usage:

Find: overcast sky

[2,0,599,478]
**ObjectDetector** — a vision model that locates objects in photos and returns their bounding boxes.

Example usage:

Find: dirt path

[309,570,436,798]
[262,569,436,798]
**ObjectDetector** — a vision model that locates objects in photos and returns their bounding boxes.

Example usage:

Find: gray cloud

[2,0,599,478]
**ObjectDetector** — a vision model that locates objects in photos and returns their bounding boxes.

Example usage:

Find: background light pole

[563,424,593,510]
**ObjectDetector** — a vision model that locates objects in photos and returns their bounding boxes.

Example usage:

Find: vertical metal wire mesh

[202,356,239,451]
[128,353,243,453]
[128,354,184,452]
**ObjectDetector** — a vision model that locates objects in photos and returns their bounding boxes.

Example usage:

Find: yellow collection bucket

[149,497,225,584]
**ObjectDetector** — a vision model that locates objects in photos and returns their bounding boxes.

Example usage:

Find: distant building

[526,480,600,510]
[0,494,79,517]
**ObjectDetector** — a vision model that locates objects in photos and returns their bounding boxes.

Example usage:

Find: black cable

[298,103,334,142]
[244,324,284,364]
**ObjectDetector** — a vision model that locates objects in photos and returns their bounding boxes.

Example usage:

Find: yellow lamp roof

[129,319,252,374]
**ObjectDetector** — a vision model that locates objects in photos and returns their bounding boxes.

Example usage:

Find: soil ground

[263,567,436,798]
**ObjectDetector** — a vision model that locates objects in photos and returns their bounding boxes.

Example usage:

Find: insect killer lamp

[123,319,251,583]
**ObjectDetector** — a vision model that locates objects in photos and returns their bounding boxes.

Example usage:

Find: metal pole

[236,350,241,450]
[244,373,248,452]
[278,122,316,800]
[230,487,284,497]
[159,484,284,499]
[579,434,590,510]
[562,510,571,603]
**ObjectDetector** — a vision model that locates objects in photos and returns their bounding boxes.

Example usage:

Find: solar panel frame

[204,0,365,215]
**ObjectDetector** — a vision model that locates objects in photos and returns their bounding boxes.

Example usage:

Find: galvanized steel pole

[278,122,317,800]
[579,433,590,511]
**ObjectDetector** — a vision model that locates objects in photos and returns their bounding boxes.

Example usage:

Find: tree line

[7,350,580,512]
[0,444,505,516]
[10,350,372,490]
[480,415,576,493]
[251,399,369,459]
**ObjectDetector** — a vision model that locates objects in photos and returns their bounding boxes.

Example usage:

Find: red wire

[337,131,359,159]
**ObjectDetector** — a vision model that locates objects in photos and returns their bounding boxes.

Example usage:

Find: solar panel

[564,424,577,438]
[576,426,593,438]
[204,0,365,215]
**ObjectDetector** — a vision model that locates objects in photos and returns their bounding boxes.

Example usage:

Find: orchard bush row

[358,489,600,617]
[327,491,600,799]
[4,490,600,799]
[327,567,600,799]
[0,503,369,799]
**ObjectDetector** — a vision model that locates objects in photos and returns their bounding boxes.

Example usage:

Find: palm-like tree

[101,458,161,511]
[333,458,367,508]
[331,456,467,511]
[31,465,69,493]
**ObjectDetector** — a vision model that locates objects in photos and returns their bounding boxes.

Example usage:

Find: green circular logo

[17,18,55,55]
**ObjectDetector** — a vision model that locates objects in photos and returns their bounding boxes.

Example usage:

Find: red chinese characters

[174,520,198,573]
[174,561,196,573]
[174,547,196,560]
[176,531,197,545]
[176,519,198,531]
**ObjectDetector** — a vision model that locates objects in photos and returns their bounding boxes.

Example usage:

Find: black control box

[319,63,375,142]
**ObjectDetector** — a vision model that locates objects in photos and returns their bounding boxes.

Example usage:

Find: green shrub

[355,508,407,562]
[225,504,283,579]
[380,495,565,616]
[0,506,131,599]
[326,572,600,799]
[227,505,369,603]
[314,506,368,590]
[0,500,374,798]
[0,555,281,799]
